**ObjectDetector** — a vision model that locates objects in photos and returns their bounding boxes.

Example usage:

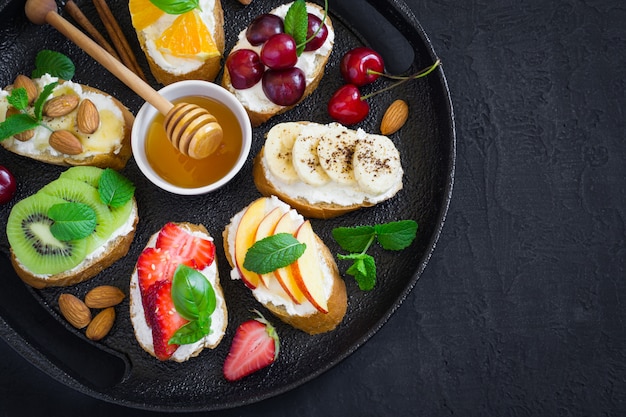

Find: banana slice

[292,128,331,186]
[263,122,303,184]
[316,127,358,185]
[352,133,403,195]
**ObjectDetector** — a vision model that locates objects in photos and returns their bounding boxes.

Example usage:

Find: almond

[76,99,100,134]
[43,94,79,117]
[84,285,125,309]
[49,130,83,155]
[380,99,409,135]
[58,293,92,329]
[5,107,34,141]
[85,307,116,341]
[13,75,38,105]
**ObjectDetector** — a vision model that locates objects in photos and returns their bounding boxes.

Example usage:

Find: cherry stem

[361,59,441,101]
[297,0,329,50]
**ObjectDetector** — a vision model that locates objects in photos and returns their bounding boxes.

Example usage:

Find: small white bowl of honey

[131,80,252,195]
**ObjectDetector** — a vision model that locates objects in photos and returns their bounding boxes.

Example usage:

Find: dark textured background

[1,0,625,416]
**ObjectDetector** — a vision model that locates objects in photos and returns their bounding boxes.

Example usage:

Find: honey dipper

[25,0,223,159]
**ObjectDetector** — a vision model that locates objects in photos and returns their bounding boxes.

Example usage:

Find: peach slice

[272,210,307,304]
[291,220,328,313]
[234,197,267,289]
[254,207,283,286]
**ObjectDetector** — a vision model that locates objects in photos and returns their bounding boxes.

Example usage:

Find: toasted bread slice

[253,121,404,219]
[132,0,225,84]
[11,199,138,289]
[129,222,228,362]
[0,78,133,170]
[221,2,334,127]
[222,196,347,335]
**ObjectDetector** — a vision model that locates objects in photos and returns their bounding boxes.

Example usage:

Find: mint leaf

[332,225,376,253]
[244,233,306,274]
[7,88,29,110]
[171,264,216,321]
[48,202,97,241]
[149,0,199,14]
[34,82,58,121]
[284,0,308,55]
[98,168,135,208]
[169,317,212,345]
[374,220,418,250]
[32,50,75,80]
[340,253,376,291]
[0,113,39,141]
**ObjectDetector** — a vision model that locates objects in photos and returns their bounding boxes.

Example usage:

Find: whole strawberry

[223,311,280,381]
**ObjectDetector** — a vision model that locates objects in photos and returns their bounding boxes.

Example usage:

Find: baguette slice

[129,222,228,362]
[0,78,133,170]
[221,2,334,127]
[222,196,347,335]
[10,199,138,289]
[253,122,404,219]
[131,0,225,85]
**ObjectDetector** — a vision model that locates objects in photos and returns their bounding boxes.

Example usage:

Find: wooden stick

[63,0,120,60]
[92,0,147,82]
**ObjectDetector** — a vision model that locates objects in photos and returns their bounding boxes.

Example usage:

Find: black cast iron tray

[0,0,455,411]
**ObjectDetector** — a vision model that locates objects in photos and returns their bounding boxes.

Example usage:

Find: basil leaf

[32,50,75,80]
[98,168,135,208]
[34,82,58,121]
[48,202,97,241]
[374,220,418,250]
[243,233,306,274]
[171,264,216,321]
[0,113,39,141]
[284,0,308,55]
[332,225,376,253]
[168,318,211,345]
[7,88,29,111]
[344,254,376,291]
[149,0,199,14]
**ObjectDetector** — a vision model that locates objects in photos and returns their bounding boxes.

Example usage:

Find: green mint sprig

[333,220,418,291]
[0,81,58,142]
[244,233,306,274]
[48,202,97,241]
[169,264,217,345]
[98,168,135,208]
[149,0,200,15]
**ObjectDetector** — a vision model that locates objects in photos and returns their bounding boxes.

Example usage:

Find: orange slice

[154,10,220,60]
[129,0,165,31]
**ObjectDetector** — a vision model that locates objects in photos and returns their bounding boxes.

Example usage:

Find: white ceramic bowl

[131,80,252,195]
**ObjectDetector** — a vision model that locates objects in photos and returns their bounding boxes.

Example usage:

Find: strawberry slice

[136,247,179,295]
[155,222,216,270]
[144,279,189,361]
[223,311,280,381]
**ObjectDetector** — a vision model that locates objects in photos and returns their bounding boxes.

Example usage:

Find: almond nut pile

[58,285,125,341]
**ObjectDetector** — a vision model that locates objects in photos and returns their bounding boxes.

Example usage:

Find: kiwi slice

[7,193,88,275]
[58,166,103,188]
[38,178,115,253]
[58,166,134,231]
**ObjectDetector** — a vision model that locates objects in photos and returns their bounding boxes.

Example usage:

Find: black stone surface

[1,0,625,416]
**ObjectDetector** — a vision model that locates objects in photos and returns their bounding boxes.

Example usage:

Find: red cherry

[340,47,385,86]
[304,13,328,52]
[327,84,370,125]
[0,165,17,204]
[226,49,265,89]
[260,33,298,70]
